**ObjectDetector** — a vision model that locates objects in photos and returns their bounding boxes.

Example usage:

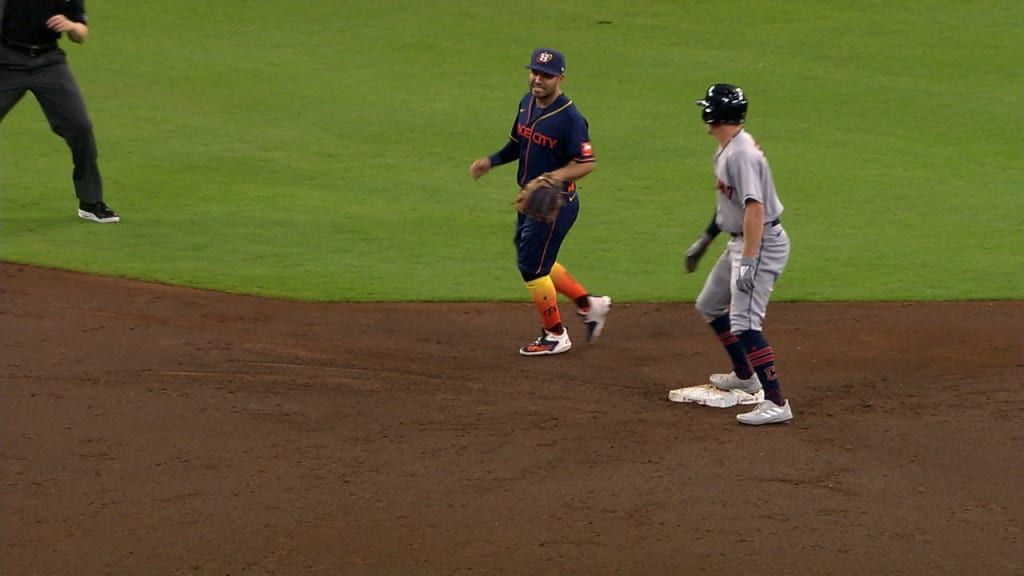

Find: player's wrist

[704,217,721,239]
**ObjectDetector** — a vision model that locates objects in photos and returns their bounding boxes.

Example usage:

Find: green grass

[2,0,1021,301]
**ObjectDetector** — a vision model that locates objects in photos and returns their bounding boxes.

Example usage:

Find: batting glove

[736,256,757,293]
[684,233,713,273]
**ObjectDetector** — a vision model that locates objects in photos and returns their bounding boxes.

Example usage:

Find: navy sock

[738,330,785,406]
[709,315,754,379]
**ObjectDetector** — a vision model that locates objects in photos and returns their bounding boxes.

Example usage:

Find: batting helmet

[696,84,748,125]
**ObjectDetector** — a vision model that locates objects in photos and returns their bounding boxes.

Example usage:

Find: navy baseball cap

[526,48,566,76]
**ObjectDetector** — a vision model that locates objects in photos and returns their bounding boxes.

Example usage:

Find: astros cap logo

[527,48,565,74]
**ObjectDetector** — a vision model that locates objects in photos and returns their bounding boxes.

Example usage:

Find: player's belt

[1,37,59,57]
[730,218,780,238]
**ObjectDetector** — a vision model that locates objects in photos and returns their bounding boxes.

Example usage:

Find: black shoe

[78,201,120,223]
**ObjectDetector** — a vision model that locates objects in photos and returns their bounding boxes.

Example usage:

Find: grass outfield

[1,1,1021,301]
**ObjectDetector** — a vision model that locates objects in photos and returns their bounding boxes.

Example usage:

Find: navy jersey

[2,0,86,44]
[501,93,595,190]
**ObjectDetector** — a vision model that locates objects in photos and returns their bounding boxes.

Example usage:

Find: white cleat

[736,400,793,425]
[709,371,762,394]
[581,295,611,343]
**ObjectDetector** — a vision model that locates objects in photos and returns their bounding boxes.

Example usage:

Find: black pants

[0,44,104,204]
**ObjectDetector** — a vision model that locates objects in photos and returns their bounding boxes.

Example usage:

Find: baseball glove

[516,175,566,224]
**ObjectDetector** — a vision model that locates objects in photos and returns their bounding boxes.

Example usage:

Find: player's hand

[684,233,712,273]
[736,257,757,292]
[45,15,75,33]
[469,158,492,180]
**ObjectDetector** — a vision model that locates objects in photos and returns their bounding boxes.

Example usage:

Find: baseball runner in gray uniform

[683,83,793,425]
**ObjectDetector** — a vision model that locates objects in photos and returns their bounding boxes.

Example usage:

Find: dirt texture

[2,264,1022,576]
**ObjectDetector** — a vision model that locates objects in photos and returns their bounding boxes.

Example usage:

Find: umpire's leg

[0,49,31,121]
[30,52,105,204]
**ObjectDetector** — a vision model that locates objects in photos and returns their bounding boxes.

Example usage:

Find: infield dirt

[2,264,1021,575]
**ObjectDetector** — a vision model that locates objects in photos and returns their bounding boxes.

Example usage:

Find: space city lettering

[516,124,559,148]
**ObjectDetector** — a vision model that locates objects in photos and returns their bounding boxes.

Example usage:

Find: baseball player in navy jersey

[682,84,793,425]
[470,47,611,356]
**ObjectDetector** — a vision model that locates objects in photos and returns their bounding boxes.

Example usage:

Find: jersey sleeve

[728,149,765,205]
[568,114,595,164]
[490,101,524,167]
[489,138,520,167]
[69,0,88,24]
[507,94,532,142]
[506,115,520,143]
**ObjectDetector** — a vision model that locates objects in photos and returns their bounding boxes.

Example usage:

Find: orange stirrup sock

[525,275,563,332]
[549,263,588,302]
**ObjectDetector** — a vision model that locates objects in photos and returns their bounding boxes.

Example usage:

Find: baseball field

[2,1,1022,575]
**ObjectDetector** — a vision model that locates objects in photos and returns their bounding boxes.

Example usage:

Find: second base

[668,384,764,408]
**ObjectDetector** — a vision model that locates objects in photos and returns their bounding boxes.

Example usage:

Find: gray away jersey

[713,130,784,234]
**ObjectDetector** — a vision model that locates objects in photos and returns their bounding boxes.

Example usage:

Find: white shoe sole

[78,209,120,223]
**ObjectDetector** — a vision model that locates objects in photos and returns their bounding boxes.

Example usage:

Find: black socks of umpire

[709,315,754,380]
